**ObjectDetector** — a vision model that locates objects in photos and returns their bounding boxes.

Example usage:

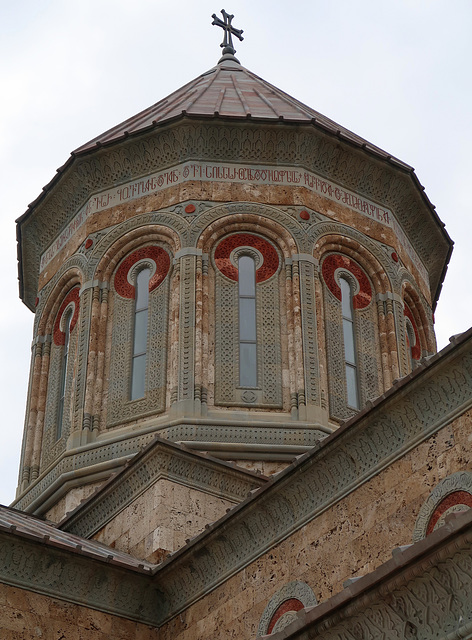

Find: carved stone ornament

[413,471,472,542]
[257,581,317,637]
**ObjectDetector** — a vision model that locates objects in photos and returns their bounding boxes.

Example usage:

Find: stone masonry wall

[0,583,156,640]
[91,478,235,563]
[155,409,471,639]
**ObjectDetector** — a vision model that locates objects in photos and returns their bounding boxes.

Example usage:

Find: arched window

[405,318,416,371]
[238,255,257,387]
[108,245,171,426]
[340,276,359,410]
[321,253,379,420]
[41,286,80,462]
[213,233,282,408]
[57,307,73,438]
[131,268,151,400]
[403,303,421,371]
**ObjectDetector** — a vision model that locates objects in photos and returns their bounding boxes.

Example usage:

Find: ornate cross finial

[212,10,244,60]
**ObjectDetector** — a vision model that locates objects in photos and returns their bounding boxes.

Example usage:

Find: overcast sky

[1,0,471,506]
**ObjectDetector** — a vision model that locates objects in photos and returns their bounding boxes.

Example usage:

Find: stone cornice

[17,118,451,310]
[0,530,160,625]
[59,436,267,539]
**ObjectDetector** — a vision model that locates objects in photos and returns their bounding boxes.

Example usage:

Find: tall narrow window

[238,255,257,387]
[340,277,359,410]
[406,320,416,371]
[131,268,150,400]
[57,308,73,438]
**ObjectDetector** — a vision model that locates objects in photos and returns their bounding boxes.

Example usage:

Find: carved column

[284,260,298,418]
[387,297,402,382]
[92,285,109,435]
[19,340,43,491]
[376,296,392,390]
[67,283,92,447]
[295,254,321,420]
[31,338,51,480]
[174,248,199,414]
[83,284,101,437]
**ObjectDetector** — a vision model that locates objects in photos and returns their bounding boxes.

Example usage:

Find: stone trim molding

[413,471,472,542]
[257,581,317,637]
[12,420,329,514]
[0,530,160,626]
[59,436,267,539]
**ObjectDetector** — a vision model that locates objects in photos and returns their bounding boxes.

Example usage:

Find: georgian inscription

[40,161,426,285]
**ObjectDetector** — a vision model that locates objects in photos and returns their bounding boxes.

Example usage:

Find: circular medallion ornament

[391,251,399,263]
[53,287,80,346]
[300,210,310,221]
[214,233,279,283]
[185,204,196,213]
[114,246,170,299]
[321,254,372,309]
[413,472,472,542]
[85,238,94,250]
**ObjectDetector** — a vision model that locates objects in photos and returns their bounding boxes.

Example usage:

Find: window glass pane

[238,256,256,296]
[343,318,356,365]
[135,268,150,310]
[345,364,359,409]
[131,354,146,400]
[340,277,352,319]
[239,298,257,341]
[133,309,148,355]
[240,343,257,387]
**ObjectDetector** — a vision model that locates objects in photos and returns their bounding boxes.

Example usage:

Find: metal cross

[212,10,244,56]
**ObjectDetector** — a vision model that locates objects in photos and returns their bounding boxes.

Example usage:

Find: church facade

[2,14,472,639]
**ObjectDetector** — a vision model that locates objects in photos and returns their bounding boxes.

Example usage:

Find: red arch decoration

[426,490,472,535]
[114,246,170,299]
[267,598,304,634]
[53,288,80,346]
[404,304,421,360]
[214,233,279,283]
[321,254,372,309]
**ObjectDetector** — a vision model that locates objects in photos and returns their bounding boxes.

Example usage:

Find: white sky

[1,0,471,506]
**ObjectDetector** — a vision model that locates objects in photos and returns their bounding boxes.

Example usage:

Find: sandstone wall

[91,478,235,563]
[0,583,156,640]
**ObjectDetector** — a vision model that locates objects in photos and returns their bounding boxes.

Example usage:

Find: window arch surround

[89,226,180,430]
[402,282,434,354]
[106,242,172,426]
[41,282,82,469]
[21,270,83,487]
[314,233,390,296]
[196,214,298,411]
[320,249,386,420]
[315,233,398,392]
[209,228,286,408]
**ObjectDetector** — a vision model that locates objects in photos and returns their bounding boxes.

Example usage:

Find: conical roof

[74,57,405,166]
